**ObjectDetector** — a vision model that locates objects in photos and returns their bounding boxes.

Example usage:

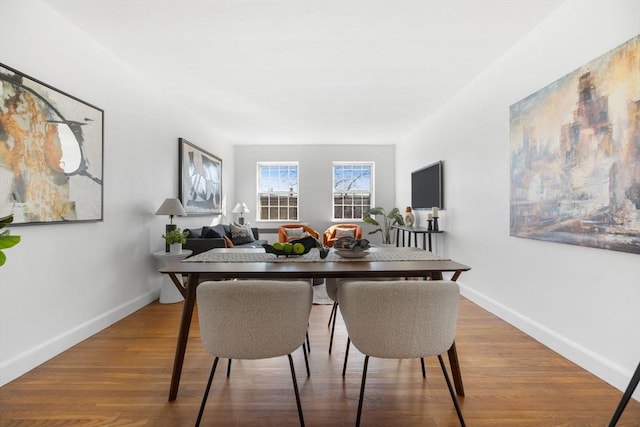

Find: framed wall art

[179,138,222,215]
[510,34,640,254]
[0,63,104,225]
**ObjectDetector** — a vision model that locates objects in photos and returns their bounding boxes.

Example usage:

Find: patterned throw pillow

[284,227,304,241]
[230,222,255,245]
[334,228,356,239]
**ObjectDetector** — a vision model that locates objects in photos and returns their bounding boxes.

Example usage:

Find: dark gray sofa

[183,224,267,256]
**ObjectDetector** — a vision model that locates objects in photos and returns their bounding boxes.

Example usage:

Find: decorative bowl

[334,248,370,259]
[263,236,323,257]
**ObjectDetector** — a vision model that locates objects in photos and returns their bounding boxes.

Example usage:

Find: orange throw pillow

[223,235,234,248]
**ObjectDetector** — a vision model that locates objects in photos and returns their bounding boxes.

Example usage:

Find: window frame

[256,161,300,222]
[331,161,374,222]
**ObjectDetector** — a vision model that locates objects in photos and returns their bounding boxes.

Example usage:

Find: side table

[153,250,192,303]
[392,225,443,252]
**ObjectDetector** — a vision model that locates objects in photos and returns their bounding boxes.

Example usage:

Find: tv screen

[411,161,443,209]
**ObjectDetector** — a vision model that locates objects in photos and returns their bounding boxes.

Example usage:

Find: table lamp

[155,198,187,252]
[232,202,249,225]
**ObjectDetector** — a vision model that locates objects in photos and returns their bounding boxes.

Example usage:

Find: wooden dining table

[159,246,470,401]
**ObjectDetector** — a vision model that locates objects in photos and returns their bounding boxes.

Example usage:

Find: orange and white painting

[0,64,103,225]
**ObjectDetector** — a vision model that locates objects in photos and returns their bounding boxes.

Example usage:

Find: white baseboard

[0,290,159,387]
[459,283,639,400]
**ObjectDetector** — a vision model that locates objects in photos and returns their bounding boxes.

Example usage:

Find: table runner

[184,248,448,263]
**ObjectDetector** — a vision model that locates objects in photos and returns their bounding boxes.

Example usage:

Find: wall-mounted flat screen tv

[411,161,443,209]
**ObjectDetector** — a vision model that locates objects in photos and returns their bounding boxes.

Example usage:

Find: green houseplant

[0,214,21,267]
[363,207,404,244]
[162,228,188,254]
[162,228,188,245]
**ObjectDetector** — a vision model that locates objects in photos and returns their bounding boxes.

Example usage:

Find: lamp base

[165,224,177,252]
[238,217,245,225]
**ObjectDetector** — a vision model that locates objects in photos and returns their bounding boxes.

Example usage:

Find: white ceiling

[43,0,564,145]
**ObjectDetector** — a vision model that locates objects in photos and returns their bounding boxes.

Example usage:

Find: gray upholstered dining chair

[328,277,427,379]
[195,280,312,427]
[337,279,466,427]
[327,278,396,355]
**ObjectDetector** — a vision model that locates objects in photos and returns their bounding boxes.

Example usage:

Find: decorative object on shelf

[263,235,328,258]
[162,228,188,254]
[1,63,104,225]
[179,138,222,215]
[156,198,187,252]
[404,206,415,227]
[0,214,20,267]
[431,207,439,232]
[363,207,404,244]
[427,219,433,231]
[232,202,249,225]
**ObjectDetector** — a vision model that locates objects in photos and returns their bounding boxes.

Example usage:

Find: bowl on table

[334,248,370,259]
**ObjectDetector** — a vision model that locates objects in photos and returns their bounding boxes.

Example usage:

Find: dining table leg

[168,273,199,401]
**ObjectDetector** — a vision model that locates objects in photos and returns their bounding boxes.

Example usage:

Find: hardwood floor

[1,297,639,426]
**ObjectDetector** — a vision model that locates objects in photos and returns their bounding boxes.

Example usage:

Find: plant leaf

[0,235,20,250]
[0,214,14,228]
[362,216,379,226]
[366,207,384,215]
[0,251,6,266]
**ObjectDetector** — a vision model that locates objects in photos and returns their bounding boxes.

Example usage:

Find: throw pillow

[223,235,235,248]
[284,227,304,241]
[184,228,201,238]
[204,228,222,238]
[230,222,255,245]
[334,228,356,239]
[212,224,228,239]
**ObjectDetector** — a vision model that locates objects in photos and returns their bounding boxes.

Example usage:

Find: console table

[392,225,443,252]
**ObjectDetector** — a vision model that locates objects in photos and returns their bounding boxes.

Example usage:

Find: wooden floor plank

[1,297,639,426]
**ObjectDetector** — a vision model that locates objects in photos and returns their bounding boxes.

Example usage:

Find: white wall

[397,0,640,396]
[234,144,396,241]
[0,0,234,385]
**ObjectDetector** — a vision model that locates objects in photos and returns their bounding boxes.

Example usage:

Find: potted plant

[363,207,404,244]
[162,228,188,254]
[0,214,21,267]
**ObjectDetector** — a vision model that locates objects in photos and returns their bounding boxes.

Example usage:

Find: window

[257,162,299,221]
[332,162,374,220]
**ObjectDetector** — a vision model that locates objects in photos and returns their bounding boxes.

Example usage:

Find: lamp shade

[232,202,249,214]
[155,198,187,217]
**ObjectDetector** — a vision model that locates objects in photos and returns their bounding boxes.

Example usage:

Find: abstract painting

[179,138,222,215]
[0,63,104,225]
[510,35,640,254]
